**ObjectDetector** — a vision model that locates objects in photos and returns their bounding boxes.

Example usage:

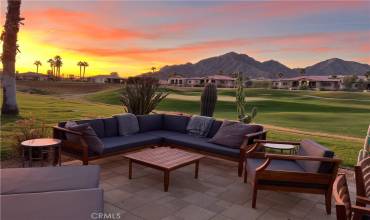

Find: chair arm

[357,196,370,205]
[245,130,268,142]
[53,126,82,136]
[352,205,370,216]
[254,139,301,145]
[265,153,342,163]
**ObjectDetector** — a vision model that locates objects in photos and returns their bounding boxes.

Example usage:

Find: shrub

[121,77,168,115]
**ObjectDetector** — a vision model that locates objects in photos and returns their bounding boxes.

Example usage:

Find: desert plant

[200,83,217,117]
[14,117,50,154]
[121,77,168,115]
[235,72,257,123]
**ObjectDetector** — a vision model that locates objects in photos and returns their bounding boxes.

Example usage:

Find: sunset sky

[1,1,369,77]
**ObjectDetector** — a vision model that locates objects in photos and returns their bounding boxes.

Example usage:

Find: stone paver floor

[66,154,355,220]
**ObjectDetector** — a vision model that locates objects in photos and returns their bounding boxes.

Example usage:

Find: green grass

[87,88,370,138]
[1,88,367,167]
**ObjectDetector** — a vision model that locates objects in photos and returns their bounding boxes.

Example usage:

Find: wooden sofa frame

[53,126,267,177]
[354,157,370,207]
[244,140,341,214]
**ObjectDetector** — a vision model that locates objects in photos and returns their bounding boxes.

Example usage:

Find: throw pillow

[66,122,105,154]
[186,115,214,137]
[113,113,139,136]
[208,120,258,148]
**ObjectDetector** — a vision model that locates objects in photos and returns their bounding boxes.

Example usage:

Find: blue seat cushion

[102,117,118,137]
[143,130,181,139]
[100,134,161,154]
[246,158,305,174]
[207,120,223,138]
[164,133,240,158]
[76,119,105,138]
[163,115,190,133]
[137,114,163,132]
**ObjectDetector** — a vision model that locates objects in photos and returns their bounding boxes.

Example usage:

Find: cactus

[235,72,257,123]
[200,83,217,117]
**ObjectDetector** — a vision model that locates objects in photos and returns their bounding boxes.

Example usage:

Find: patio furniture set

[1,113,369,220]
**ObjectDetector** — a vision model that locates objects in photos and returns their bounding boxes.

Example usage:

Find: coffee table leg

[195,161,199,179]
[129,159,132,179]
[164,170,169,192]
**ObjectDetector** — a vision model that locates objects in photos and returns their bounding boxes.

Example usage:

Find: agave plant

[121,77,168,115]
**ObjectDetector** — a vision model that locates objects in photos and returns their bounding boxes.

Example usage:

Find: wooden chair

[244,139,341,214]
[333,174,370,220]
[355,157,370,207]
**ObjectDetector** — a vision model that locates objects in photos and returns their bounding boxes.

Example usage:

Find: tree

[47,58,55,76]
[54,55,62,78]
[82,61,89,79]
[300,68,306,76]
[33,60,42,73]
[278,72,284,79]
[235,72,257,123]
[77,61,83,79]
[1,0,23,115]
[151,66,156,73]
[364,71,370,80]
[121,77,168,115]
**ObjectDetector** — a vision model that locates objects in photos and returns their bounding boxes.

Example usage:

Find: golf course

[1,81,369,167]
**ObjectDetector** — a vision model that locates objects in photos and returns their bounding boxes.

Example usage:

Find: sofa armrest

[53,126,83,136]
[1,188,103,220]
[357,196,370,205]
[352,205,370,217]
[265,153,341,163]
[254,139,301,145]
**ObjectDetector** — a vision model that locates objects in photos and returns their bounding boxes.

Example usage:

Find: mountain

[305,58,370,75]
[143,52,370,79]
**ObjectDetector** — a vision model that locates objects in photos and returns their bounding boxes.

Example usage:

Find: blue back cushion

[102,117,118,137]
[76,119,105,138]
[163,115,190,133]
[296,140,334,173]
[207,120,223,138]
[137,114,163,132]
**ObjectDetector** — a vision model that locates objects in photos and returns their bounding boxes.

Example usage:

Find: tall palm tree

[151,66,156,73]
[278,72,284,79]
[54,55,62,78]
[33,60,42,73]
[300,68,306,76]
[77,61,83,79]
[82,61,89,79]
[1,0,23,115]
[47,58,55,76]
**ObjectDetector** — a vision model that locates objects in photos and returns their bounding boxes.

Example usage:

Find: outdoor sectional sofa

[53,114,267,176]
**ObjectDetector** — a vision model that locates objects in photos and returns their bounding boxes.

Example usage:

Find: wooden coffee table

[123,147,204,192]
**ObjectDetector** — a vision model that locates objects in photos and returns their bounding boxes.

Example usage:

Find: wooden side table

[21,138,62,167]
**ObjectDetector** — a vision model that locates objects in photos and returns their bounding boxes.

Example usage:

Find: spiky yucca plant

[121,77,168,115]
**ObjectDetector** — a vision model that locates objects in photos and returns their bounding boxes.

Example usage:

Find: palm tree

[300,68,306,76]
[77,61,84,79]
[54,55,62,78]
[33,60,42,73]
[82,61,89,79]
[278,72,284,79]
[47,58,55,76]
[364,71,370,80]
[1,0,23,115]
[151,66,156,73]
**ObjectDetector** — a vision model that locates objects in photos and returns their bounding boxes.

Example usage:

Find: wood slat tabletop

[124,147,204,169]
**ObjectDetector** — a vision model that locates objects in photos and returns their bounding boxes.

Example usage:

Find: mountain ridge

[143,52,370,79]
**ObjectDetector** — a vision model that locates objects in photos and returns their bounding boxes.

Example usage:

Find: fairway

[1,87,369,167]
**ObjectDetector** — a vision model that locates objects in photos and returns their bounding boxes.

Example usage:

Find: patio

[65,154,355,220]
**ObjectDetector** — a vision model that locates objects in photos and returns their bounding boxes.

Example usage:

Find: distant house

[88,73,125,84]
[168,74,236,88]
[16,72,49,81]
[272,75,370,91]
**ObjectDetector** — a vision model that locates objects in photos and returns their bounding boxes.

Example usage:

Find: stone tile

[210,214,233,220]
[104,203,127,216]
[119,212,144,220]
[205,200,233,214]
[115,196,149,211]
[131,203,178,220]
[161,216,184,220]
[175,205,216,220]
[202,175,236,188]
[221,204,264,220]
[183,192,218,208]
[105,189,132,204]
[258,208,300,220]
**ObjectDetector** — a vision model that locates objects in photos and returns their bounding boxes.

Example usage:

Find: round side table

[264,143,297,154]
[21,138,62,167]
